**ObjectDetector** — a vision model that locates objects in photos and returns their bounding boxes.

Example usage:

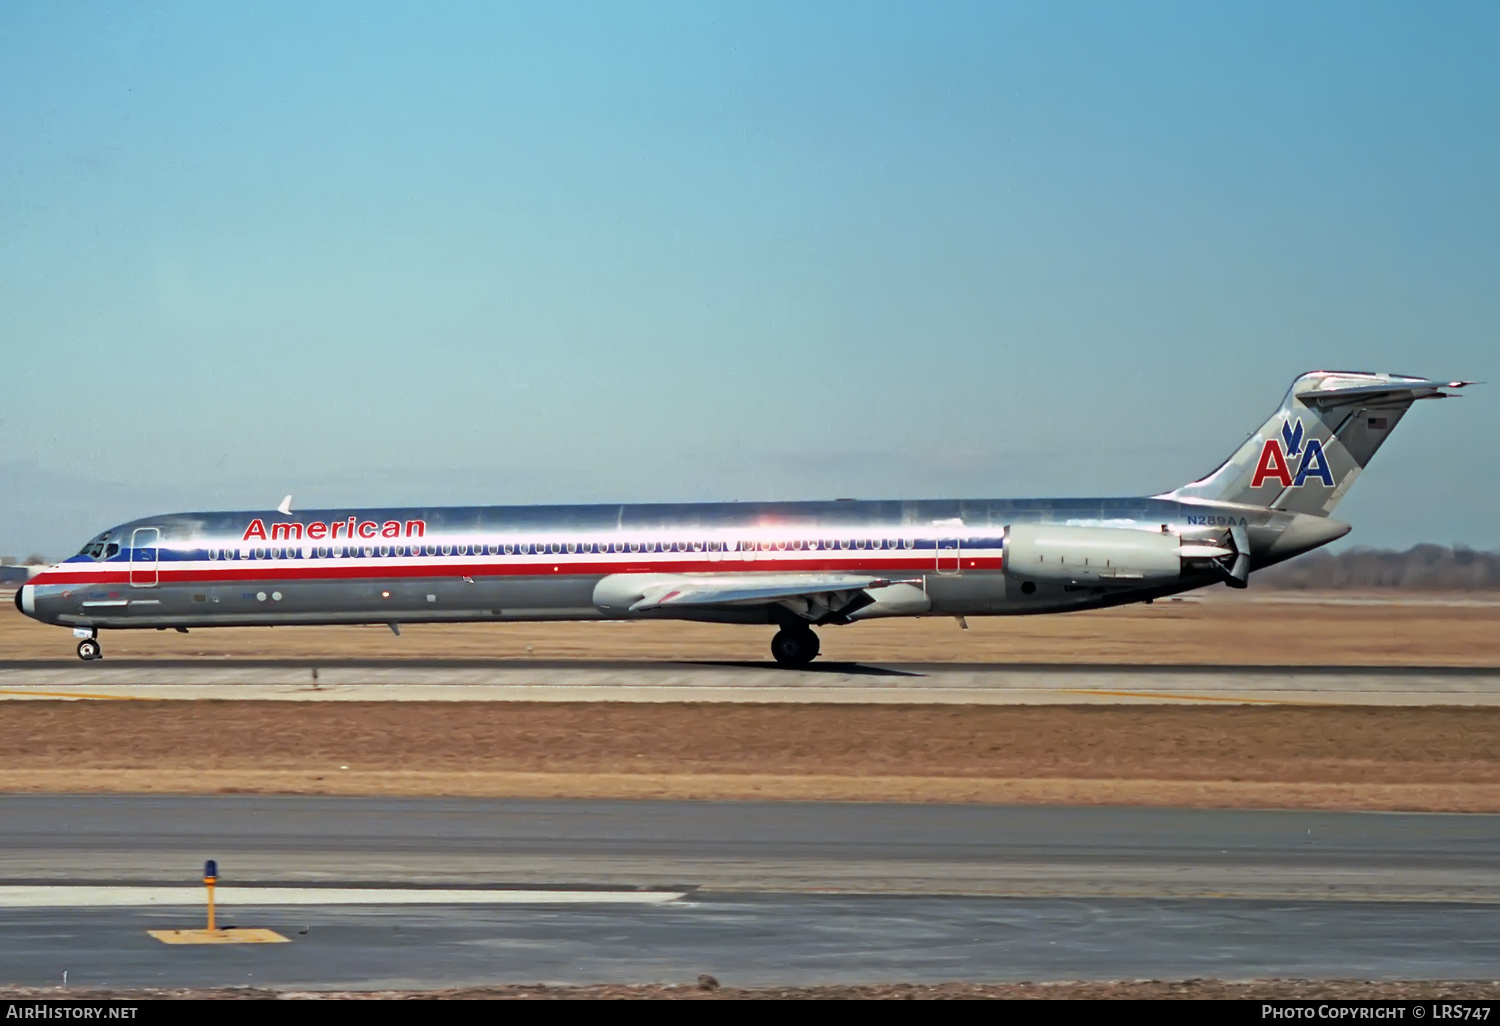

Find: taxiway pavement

[6,796,1500,901]
[2,797,1499,988]
[10,897,1500,990]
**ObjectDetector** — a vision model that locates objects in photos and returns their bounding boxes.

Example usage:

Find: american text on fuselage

[16,370,1470,664]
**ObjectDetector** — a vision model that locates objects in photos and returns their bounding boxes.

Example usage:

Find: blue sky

[2,1,1496,557]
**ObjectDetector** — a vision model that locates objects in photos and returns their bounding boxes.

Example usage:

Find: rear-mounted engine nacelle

[1003,523,1227,587]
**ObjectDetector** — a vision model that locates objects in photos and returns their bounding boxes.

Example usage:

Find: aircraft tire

[76,639,101,661]
[771,627,818,667]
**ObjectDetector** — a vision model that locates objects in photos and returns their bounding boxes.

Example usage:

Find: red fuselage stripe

[33,554,1003,587]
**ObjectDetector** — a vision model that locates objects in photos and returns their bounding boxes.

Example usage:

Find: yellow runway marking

[148,928,288,945]
[0,688,155,701]
[1056,688,1328,706]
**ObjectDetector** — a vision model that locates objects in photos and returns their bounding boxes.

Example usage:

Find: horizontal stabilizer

[1295,378,1473,409]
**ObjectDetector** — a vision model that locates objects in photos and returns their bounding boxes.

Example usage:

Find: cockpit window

[73,537,117,561]
[104,543,119,558]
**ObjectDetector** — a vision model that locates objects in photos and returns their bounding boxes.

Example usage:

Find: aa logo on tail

[1251,418,1334,489]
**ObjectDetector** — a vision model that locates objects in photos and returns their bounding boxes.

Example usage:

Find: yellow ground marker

[148,928,288,944]
[148,860,288,945]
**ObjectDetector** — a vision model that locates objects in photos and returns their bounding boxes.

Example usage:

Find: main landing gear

[771,626,820,668]
[76,638,102,661]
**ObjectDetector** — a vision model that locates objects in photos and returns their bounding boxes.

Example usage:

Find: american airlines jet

[17,371,1470,664]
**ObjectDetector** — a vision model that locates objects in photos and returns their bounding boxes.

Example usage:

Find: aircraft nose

[16,583,35,617]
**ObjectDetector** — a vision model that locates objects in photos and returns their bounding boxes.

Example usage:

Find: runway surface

[2,659,1498,705]
[3,796,1500,988]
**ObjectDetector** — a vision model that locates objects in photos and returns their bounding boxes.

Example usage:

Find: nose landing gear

[770,626,820,668]
[76,638,102,661]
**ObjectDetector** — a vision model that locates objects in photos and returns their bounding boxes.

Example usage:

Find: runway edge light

[146,858,289,945]
[205,859,216,931]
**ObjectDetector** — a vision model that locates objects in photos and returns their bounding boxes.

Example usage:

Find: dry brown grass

[8,701,1500,811]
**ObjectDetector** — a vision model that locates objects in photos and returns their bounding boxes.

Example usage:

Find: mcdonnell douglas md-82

[17,371,1471,664]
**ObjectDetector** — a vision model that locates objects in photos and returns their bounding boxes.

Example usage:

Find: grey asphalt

[3,797,1500,987]
[4,659,1499,705]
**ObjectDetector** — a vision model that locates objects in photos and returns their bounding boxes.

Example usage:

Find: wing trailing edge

[592,572,931,622]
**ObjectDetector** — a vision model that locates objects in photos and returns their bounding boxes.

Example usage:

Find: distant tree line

[1257,545,1500,590]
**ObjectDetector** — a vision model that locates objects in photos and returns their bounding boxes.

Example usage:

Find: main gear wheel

[770,627,820,667]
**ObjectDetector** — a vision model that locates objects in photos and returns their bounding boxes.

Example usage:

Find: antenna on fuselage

[277,495,292,515]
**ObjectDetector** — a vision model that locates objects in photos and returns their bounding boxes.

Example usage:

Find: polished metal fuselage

[19,496,1344,631]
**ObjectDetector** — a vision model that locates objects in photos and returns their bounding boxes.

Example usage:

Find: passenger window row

[199,537,927,560]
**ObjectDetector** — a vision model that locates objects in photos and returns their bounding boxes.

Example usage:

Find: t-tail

[1166,371,1472,515]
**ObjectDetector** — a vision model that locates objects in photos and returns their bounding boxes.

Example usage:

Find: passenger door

[129,527,160,587]
[933,518,962,575]
[935,535,961,575]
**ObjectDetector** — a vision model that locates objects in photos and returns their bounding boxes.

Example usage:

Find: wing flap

[630,574,890,612]
[593,573,895,614]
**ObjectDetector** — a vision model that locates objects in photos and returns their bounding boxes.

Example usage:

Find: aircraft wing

[627,573,891,612]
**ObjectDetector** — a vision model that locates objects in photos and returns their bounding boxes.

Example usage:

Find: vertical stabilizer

[1167,371,1470,516]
